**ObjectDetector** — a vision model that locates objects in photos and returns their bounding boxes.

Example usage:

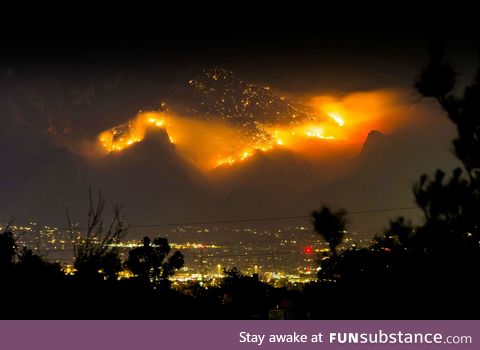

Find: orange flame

[98,112,168,152]
[96,90,408,171]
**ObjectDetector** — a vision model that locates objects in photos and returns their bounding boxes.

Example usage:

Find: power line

[26,206,419,231]
[130,206,419,228]
[348,207,419,215]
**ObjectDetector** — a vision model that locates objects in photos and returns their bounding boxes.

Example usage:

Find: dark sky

[3,20,480,93]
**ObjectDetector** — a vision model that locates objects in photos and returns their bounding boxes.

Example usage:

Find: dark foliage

[125,236,184,288]
[311,206,347,258]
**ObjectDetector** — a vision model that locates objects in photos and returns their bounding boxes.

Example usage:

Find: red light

[303,246,313,255]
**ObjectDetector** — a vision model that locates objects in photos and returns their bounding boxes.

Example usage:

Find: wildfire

[96,88,407,171]
[214,120,344,167]
[327,112,345,127]
[97,108,345,169]
[98,112,168,152]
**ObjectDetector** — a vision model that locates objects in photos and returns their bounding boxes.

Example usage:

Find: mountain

[89,128,219,226]
[300,130,459,234]
[210,148,317,218]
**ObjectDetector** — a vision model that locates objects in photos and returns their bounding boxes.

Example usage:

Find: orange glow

[213,122,343,168]
[309,90,408,143]
[97,110,344,169]
[96,90,408,171]
[328,112,345,126]
[98,112,168,152]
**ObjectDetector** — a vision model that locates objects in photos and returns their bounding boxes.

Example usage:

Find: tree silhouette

[125,236,184,287]
[373,216,414,251]
[0,230,16,271]
[385,217,413,247]
[311,206,347,258]
[71,189,128,281]
[15,247,63,283]
[415,39,480,179]
[0,220,18,275]
[414,38,457,101]
[414,39,480,243]
[219,267,275,319]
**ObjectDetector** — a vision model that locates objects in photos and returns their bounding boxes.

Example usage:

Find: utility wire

[12,206,419,232]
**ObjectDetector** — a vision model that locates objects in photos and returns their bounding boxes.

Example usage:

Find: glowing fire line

[98,112,168,152]
[215,118,343,167]
[98,111,345,169]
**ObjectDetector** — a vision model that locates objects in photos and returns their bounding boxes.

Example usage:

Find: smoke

[92,87,413,173]
[309,89,411,142]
